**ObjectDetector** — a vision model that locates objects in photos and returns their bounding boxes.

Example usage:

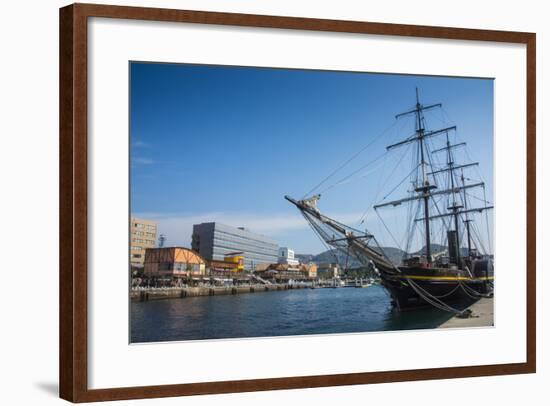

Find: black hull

[380,263,493,311]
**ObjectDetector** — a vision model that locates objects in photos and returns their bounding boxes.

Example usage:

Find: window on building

[159,263,173,271]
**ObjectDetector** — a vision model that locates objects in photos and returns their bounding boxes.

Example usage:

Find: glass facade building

[191,222,279,271]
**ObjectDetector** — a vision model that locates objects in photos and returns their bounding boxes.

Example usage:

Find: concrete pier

[130,283,309,302]
[439,297,494,328]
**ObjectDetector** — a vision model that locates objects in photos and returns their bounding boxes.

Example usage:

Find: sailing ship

[286,89,494,312]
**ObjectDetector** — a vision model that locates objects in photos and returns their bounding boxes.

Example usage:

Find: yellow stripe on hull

[396,275,494,282]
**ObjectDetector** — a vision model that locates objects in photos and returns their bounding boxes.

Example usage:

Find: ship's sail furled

[285,195,397,275]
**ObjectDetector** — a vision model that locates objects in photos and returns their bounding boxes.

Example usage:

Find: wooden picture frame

[59,3,536,402]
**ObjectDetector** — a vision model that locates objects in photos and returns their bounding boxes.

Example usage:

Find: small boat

[356,282,373,288]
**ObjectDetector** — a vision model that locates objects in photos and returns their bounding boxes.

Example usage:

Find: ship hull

[380,262,493,310]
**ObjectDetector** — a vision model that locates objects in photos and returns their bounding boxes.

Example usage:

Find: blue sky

[130,62,494,255]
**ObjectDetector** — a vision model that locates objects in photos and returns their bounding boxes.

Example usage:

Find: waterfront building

[317,263,340,279]
[130,217,158,267]
[223,252,245,272]
[192,222,279,271]
[253,263,317,281]
[207,252,245,274]
[253,263,271,273]
[278,247,300,266]
[144,247,206,280]
[304,262,318,279]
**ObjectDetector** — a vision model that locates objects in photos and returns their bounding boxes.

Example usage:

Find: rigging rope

[318,151,387,194]
[381,163,421,201]
[300,211,340,265]
[429,283,461,299]
[465,191,492,205]
[404,276,466,315]
[482,186,493,254]
[302,119,401,198]
[357,142,414,227]
[459,280,492,299]
[374,209,403,254]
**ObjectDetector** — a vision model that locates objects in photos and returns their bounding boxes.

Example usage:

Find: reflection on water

[130,285,466,343]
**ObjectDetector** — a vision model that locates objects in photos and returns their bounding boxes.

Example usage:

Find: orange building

[304,263,318,278]
[144,247,206,278]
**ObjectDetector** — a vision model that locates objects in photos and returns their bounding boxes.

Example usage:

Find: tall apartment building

[130,217,158,267]
[191,222,278,271]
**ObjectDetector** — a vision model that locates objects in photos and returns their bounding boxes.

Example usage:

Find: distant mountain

[298,243,468,267]
[295,254,315,263]
[297,246,406,266]
[377,247,408,265]
[312,249,361,266]
[412,244,446,256]
[413,244,469,257]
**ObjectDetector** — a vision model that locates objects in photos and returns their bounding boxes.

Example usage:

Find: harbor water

[130,285,474,343]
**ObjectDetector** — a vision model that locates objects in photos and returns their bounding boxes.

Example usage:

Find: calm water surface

[130,285,465,343]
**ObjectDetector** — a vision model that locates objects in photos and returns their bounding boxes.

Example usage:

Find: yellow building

[224,252,245,272]
[207,252,245,274]
[130,217,157,267]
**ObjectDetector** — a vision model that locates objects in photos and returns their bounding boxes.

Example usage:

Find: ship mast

[415,89,434,263]
[461,169,473,256]
[445,131,463,267]
[427,141,486,262]
[379,88,444,264]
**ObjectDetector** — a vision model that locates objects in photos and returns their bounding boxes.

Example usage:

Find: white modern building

[278,247,300,266]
